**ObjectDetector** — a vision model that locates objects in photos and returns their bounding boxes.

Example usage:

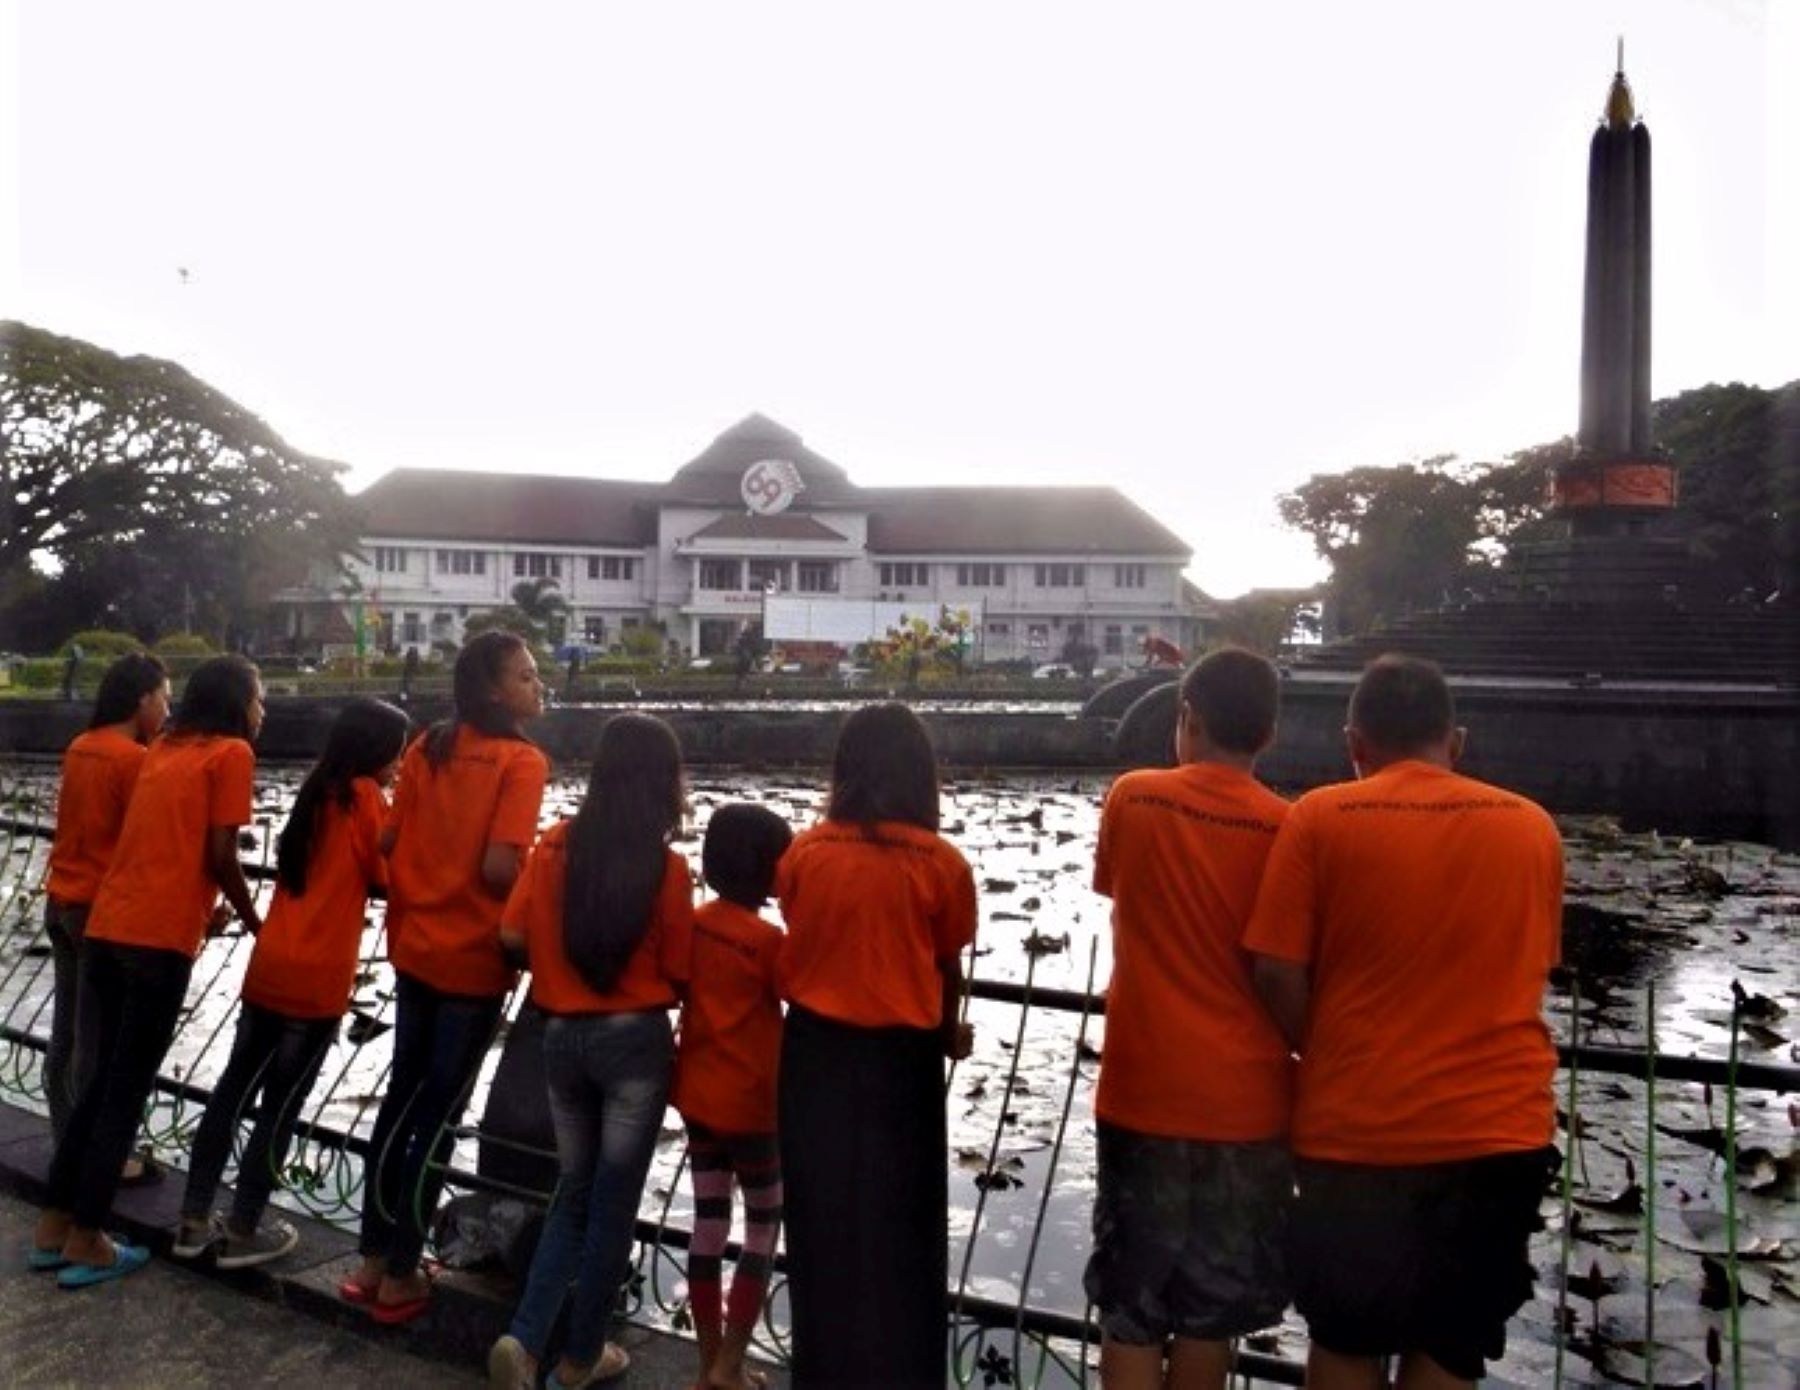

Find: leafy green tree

[1,320,360,647]
[1212,589,1322,654]
[1278,456,1491,635]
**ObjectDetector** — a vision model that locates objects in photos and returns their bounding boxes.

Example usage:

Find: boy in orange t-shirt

[1245,655,1562,1390]
[672,803,793,1390]
[1086,648,1291,1390]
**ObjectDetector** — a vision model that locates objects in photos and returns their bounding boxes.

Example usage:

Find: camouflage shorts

[1084,1122,1291,1345]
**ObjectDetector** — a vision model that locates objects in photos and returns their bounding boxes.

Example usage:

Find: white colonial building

[275,415,1213,666]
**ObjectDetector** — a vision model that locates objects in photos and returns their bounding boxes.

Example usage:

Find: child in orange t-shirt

[347,631,548,1324]
[1086,648,1291,1390]
[41,652,170,1148]
[674,803,794,1390]
[775,703,977,1390]
[487,712,692,1390]
[174,698,410,1270]
[33,655,265,1289]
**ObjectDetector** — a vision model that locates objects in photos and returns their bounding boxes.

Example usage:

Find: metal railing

[2,769,1793,1387]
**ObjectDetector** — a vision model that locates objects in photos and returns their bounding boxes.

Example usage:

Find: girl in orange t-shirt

[775,703,978,1390]
[34,655,265,1289]
[674,803,793,1390]
[347,631,548,1324]
[41,652,170,1147]
[174,698,410,1270]
[487,713,692,1390]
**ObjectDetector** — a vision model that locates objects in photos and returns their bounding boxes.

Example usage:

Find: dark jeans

[358,972,502,1278]
[45,938,193,1229]
[182,1002,337,1231]
[509,1009,674,1367]
[779,1005,948,1390]
[43,899,100,1144]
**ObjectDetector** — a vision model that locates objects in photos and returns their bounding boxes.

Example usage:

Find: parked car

[1032,662,1077,680]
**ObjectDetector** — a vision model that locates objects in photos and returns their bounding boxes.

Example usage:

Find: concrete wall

[4,684,1795,845]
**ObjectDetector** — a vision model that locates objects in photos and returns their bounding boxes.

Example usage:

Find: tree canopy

[1278,381,1798,636]
[1,321,362,648]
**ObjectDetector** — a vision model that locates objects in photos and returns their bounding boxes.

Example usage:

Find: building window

[513,552,561,580]
[622,616,640,629]
[401,612,423,645]
[1114,563,1147,589]
[583,616,606,644]
[436,549,486,576]
[374,546,408,574]
[1033,563,1086,588]
[878,562,930,587]
[987,621,1011,637]
[698,559,740,591]
[1027,622,1051,650]
[748,559,789,592]
[590,556,636,581]
[956,563,1006,587]
[1104,624,1124,656]
[797,562,838,593]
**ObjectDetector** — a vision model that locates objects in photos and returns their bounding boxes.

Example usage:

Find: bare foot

[343,1255,385,1300]
[378,1269,432,1306]
[61,1229,119,1267]
[33,1210,71,1252]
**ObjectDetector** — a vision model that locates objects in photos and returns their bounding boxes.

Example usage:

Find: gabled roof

[686,513,851,543]
[663,414,861,506]
[355,469,659,547]
[864,486,1190,558]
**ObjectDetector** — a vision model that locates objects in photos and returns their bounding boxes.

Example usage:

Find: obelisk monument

[1552,48,1679,538]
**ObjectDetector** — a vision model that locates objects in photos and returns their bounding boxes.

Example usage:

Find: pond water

[1,763,1795,1385]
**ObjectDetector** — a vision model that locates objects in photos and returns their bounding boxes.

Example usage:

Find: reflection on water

[2,767,1796,1383]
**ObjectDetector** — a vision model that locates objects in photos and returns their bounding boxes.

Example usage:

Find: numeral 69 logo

[741,459,803,515]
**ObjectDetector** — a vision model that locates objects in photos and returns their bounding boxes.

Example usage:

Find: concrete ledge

[0,1100,774,1387]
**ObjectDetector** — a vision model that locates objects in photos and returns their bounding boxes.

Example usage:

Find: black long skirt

[778,1004,947,1389]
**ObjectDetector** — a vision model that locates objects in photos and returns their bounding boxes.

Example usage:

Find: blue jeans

[509,1009,673,1367]
[358,973,503,1277]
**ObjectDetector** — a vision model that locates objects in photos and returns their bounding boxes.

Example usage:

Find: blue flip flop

[26,1246,69,1272]
[56,1241,150,1289]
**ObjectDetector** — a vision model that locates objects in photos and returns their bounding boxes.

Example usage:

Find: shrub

[152,632,216,657]
[58,629,142,658]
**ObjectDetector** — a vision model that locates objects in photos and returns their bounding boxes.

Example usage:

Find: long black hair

[827,702,940,832]
[276,699,411,896]
[89,652,168,731]
[424,630,533,767]
[562,713,685,993]
[169,655,262,740]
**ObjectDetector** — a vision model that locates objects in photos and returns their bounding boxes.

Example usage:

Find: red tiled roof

[864,487,1189,558]
[355,469,658,547]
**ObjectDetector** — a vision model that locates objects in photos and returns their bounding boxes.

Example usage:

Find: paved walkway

[1,1188,483,1387]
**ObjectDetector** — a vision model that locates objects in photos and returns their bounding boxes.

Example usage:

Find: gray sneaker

[215,1217,299,1270]
[171,1213,224,1260]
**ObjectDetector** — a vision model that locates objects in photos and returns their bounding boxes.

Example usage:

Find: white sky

[2,1,1793,597]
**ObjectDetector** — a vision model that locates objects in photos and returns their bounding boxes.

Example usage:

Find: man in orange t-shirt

[1087,647,1291,1390]
[1245,655,1562,1390]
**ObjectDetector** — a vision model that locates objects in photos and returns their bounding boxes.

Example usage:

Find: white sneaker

[488,1334,532,1390]
[215,1217,299,1270]
[170,1213,223,1260]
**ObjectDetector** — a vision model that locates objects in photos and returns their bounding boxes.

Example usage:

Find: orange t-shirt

[241,778,389,1020]
[46,728,149,905]
[776,820,977,1030]
[672,899,784,1134]
[1093,762,1292,1141]
[1243,760,1563,1165]
[385,725,549,998]
[87,734,256,959]
[504,820,694,1016]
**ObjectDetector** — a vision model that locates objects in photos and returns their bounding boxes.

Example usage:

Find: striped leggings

[686,1122,784,1336]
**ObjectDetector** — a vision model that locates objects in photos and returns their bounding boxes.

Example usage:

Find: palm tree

[511,577,569,645]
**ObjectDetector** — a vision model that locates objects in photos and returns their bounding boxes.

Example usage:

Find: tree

[1213,589,1322,654]
[1,320,360,647]
[1278,456,1492,636]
